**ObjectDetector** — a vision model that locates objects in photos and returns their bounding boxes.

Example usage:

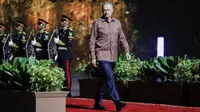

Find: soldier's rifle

[47,27,58,60]
[2,34,10,60]
[2,30,13,60]
[25,31,33,58]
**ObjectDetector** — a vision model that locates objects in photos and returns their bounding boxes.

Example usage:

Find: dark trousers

[36,50,48,60]
[95,60,120,102]
[13,49,26,58]
[0,57,2,64]
[0,45,4,63]
[0,49,3,64]
[57,50,72,92]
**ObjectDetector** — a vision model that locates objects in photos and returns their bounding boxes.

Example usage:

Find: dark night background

[132,0,200,59]
[1,0,200,66]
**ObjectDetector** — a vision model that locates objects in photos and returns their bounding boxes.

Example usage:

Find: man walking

[89,2,131,111]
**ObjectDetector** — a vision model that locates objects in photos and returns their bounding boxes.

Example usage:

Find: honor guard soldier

[31,19,49,60]
[8,21,27,58]
[54,15,74,97]
[0,24,13,63]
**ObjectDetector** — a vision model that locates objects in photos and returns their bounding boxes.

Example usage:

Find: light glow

[157,37,164,57]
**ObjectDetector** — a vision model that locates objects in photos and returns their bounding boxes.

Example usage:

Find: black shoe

[93,102,106,110]
[115,101,126,111]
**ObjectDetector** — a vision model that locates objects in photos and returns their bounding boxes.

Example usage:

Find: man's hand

[126,53,131,60]
[92,59,97,67]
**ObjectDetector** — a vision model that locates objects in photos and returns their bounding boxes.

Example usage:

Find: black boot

[115,101,126,111]
[93,101,106,110]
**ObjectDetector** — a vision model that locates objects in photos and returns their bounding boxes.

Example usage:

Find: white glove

[31,38,36,45]
[8,39,13,46]
[54,36,59,43]
[9,54,13,61]
[54,54,58,60]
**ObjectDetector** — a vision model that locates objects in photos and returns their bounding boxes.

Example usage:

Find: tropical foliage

[114,53,142,81]
[0,57,65,92]
[174,57,200,83]
[141,56,181,82]
[75,54,200,83]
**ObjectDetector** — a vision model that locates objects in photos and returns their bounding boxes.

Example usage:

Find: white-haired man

[89,2,131,111]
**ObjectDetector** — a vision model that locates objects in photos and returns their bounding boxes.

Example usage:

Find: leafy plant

[75,63,88,73]
[114,58,142,81]
[114,53,142,81]
[75,61,102,79]
[174,58,200,83]
[0,57,29,90]
[0,57,65,92]
[85,63,102,79]
[157,56,181,81]
[76,53,200,84]
[141,57,166,82]
[141,56,181,82]
[27,59,65,92]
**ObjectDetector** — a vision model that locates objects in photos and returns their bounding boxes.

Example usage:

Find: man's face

[0,27,3,32]
[15,26,22,31]
[102,4,113,19]
[38,23,45,30]
[0,28,3,33]
[60,21,69,27]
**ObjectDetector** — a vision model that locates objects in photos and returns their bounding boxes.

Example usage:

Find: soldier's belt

[58,47,71,50]
[36,48,46,52]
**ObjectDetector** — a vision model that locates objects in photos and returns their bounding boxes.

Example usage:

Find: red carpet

[66,98,200,112]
